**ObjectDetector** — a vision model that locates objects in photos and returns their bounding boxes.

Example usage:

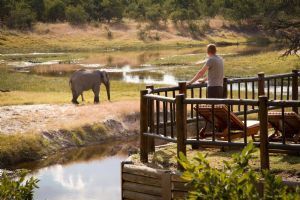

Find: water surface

[13,138,138,200]
[0,44,285,85]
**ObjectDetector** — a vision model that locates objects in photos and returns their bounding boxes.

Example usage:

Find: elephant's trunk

[105,82,111,101]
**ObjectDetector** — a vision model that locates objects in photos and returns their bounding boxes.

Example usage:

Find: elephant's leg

[92,85,100,103]
[71,90,79,104]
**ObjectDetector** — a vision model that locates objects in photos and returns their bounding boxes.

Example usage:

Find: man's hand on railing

[198,78,206,83]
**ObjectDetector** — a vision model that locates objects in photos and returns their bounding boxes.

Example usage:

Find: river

[11,138,139,200]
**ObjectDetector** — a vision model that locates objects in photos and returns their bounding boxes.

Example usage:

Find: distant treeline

[0,0,299,29]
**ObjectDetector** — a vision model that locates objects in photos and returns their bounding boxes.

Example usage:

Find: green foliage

[0,170,39,200]
[0,0,299,29]
[165,0,201,22]
[145,4,163,24]
[44,0,66,22]
[178,142,300,200]
[0,0,13,22]
[7,1,36,29]
[66,5,87,25]
[100,0,124,22]
[27,0,45,21]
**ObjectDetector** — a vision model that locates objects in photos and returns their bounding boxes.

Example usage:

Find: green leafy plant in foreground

[0,170,39,200]
[178,142,300,200]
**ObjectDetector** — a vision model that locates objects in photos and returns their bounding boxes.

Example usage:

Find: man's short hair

[207,44,217,54]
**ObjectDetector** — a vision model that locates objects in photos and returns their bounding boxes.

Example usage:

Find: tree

[45,0,66,22]
[224,0,260,21]
[81,0,99,21]
[27,0,45,21]
[164,0,202,22]
[66,5,88,25]
[7,1,36,29]
[100,0,124,22]
[0,0,13,25]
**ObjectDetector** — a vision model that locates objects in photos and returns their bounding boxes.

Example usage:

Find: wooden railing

[140,70,300,170]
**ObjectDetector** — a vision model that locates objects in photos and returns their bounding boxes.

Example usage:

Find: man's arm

[187,65,208,85]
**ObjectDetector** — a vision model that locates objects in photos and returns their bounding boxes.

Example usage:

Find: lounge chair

[194,105,260,140]
[268,112,300,143]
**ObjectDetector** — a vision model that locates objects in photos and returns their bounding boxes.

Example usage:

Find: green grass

[0,133,50,167]
[0,122,115,167]
[0,69,145,105]
[150,49,300,78]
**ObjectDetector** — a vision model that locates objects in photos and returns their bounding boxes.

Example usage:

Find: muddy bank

[0,102,140,168]
[0,101,139,135]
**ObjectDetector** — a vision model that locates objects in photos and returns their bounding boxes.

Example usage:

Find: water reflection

[33,156,123,200]
[1,44,286,85]
[123,73,177,85]
[12,138,139,200]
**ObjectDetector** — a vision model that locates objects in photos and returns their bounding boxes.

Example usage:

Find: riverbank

[0,101,140,168]
[0,19,269,53]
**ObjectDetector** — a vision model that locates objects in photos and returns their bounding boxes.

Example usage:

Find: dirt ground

[0,100,140,135]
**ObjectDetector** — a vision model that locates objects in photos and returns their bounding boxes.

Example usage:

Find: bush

[66,5,87,25]
[178,143,300,200]
[188,22,201,39]
[100,0,124,23]
[7,2,36,29]
[0,170,39,200]
[104,26,113,39]
[145,4,163,24]
[45,0,65,22]
[137,29,147,41]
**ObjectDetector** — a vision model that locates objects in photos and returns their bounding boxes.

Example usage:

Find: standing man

[188,44,224,98]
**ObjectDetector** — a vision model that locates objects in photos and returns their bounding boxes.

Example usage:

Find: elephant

[69,69,110,104]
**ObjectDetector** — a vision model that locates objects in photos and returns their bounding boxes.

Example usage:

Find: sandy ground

[0,101,140,135]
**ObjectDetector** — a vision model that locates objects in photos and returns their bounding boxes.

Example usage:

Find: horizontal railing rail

[184,98,258,105]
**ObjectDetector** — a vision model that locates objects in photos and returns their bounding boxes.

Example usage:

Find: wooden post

[178,82,187,96]
[258,72,265,96]
[146,85,155,153]
[176,94,187,171]
[259,96,269,170]
[223,77,228,98]
[161,172,171,200]
[121,161,133,200]
[140,90,149,163]
[292,70,299,113]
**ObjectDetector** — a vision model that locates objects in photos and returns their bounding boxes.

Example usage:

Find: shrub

[66,5,87,25]
[154,32,160,41]
[7,2,36,29]
[105,26,113,39]
[100,0,124,23]
[0,170,39,200]
[145,4,162,24]
[188,22,201,39]
[178,143,300,200]
[45,0,65,22]
[137,29,147,41]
